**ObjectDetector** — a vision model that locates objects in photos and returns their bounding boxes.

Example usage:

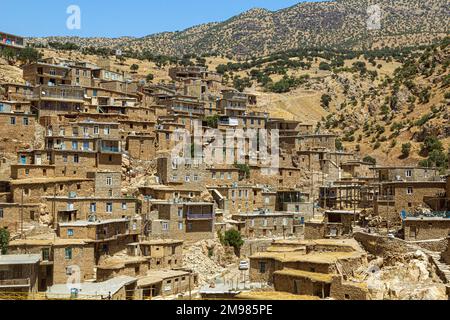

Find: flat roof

[274,269,334,283]
[235,291,320,300]
[9,239,91,246]
[46,275,137,297]
[0,254,41,265]
[250,251,364,264]
[59,218,129,227]
[127,239,183,246]
[10,177,92,186]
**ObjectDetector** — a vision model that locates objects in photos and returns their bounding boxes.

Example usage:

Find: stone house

[0,254,40,293]
[8,238,95,289]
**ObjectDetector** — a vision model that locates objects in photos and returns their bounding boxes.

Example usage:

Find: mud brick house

[0,106,37,153]
[219,89,249,117]
[403,215,450,241]
[161,95,205,117]
[0,254,40,293]
[30,85,85,116]
[275,189,310,212]
[8,238,95,289]
[304,210,359,240]
[424,175,450,212]
[340,160,374,180]
[44,119,122,176]
[373,166,441,183]
[231,210,294,238]
[148,201,215,242]
[0,31,25,50]
[137,269,196,299]
[9,177,94,204]
[212,184,256,215]
[126,135,156,161]
[296,133,337,152]
[375,181,446,222]
[1,83,34,101]
[0,203,41,232]
[249,239,368,300]
[268,119,314,136]
[126,239,183,270]
[44,194,138,222]
[169,66,222,84]
[96,239,184,282]
[23,62,72,86]
[139,185,203,203]
[58,218,141,263]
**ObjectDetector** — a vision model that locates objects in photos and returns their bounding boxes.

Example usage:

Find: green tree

[1,48,17,64]
[17,47,42,64]
[363,156,377,165]
[401,143,412,158]
[223,229,244,255]
[321,94,332,109]
[205,115,219,128]
[146,73,154,82]
[0,228,10,255]
[130,64,139,72]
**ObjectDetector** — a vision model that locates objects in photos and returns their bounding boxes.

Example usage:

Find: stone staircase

[421,249,450,284]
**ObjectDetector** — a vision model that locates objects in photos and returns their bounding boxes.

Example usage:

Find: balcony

[0,278,31,288]
[100,146,121,153]
[376,195,395,202]
[186,213,214,220]
[32,86,85,103]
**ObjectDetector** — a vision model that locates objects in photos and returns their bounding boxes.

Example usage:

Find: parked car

[239,260,249,270]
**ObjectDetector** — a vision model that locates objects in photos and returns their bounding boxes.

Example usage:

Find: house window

[258,262,266,273]
[63,154,68,163]
[67,229,74,237]
[90,203,96,213]
[0,208,3,219]
[185,175,190,182]
[407,187,413,195]
[178,222,183,230]
[73,154,79,163]
[162,222,169,231]
[228,173,232,180]
[178,208,183,218]
[406,170,412,177]
[42,248,50,261]
[104,126,110,135]
[193,174,198,181]
[106,176,113,186]
[94,126,99,135]
[10,117,16,125]
[106,203,113,213]
[212,172,216,179]
[65,248,72,259]
[121,203,127,210]
[66,267,72,275]
[23,117,29,125]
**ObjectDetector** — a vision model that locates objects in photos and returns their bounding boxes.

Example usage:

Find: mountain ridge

[27,0,450,58]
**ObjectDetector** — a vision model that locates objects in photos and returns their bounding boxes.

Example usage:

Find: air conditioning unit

[68,192,77,198]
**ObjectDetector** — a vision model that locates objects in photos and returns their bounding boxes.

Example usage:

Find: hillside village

[0,30,449,301]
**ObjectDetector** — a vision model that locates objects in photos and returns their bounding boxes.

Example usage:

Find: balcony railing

[186,213,214,220]
[100,146,121,153]
[376,195,395,201]
[0,278,30,287]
